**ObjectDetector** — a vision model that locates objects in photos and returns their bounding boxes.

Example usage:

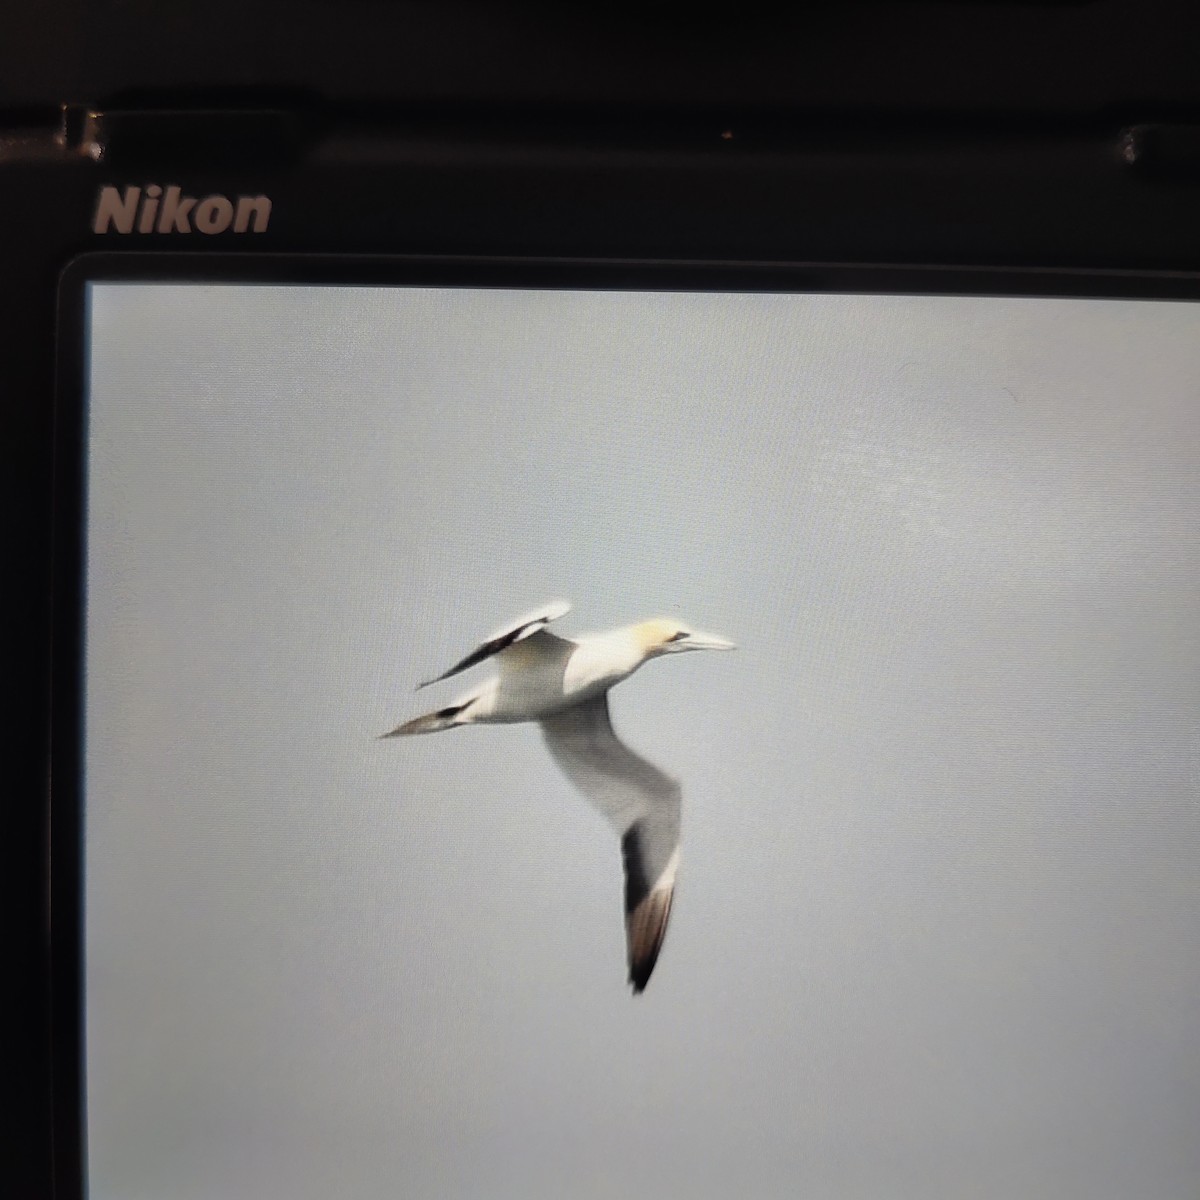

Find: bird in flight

[381,601,734,993]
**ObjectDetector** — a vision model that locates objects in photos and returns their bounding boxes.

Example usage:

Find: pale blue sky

[85,283,1200,1199]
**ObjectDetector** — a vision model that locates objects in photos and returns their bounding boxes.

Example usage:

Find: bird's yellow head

[634,619,736,658]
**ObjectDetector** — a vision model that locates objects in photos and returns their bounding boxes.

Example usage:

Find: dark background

[5,3,1200,1195]
[3,1,1200,116]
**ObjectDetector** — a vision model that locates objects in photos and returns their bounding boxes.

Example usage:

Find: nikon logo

[93,185,272,235]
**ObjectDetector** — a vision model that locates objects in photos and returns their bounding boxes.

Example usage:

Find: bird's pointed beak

[687,631,736,651]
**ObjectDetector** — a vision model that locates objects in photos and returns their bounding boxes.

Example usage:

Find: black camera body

[7,5,1200,1197]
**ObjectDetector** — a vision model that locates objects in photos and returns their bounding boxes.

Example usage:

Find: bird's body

[452,626,657,723]
[382,602,733,993]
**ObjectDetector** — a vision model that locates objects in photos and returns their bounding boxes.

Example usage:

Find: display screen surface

[79,279,1200,1199]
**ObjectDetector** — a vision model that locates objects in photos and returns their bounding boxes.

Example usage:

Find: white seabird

[381,601,734,993]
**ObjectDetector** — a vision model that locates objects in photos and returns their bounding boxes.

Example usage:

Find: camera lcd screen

[76,278,1200,1199]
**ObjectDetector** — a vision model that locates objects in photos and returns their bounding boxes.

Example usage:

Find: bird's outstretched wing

[417,600,572,690]
[540,696,682,994]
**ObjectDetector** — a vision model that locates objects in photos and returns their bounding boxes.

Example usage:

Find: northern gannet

[381,601,734,994]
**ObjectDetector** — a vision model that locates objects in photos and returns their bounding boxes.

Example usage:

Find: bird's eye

[668,630,690,642]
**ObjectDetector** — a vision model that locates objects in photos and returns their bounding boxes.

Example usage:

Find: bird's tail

[379,702,469,738]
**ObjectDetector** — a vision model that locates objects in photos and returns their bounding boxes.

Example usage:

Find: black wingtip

[624,886,673,996]
[627,940,661,994]
[378,702,468,739]
[629,966,653,995]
